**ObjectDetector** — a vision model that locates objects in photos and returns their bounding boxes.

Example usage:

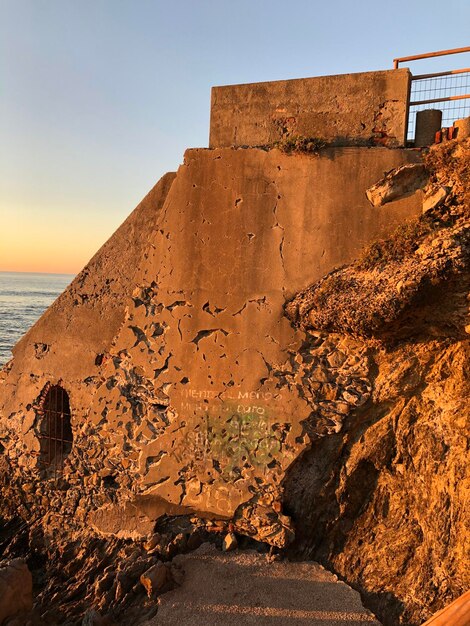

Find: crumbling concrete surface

[145,543,382,626]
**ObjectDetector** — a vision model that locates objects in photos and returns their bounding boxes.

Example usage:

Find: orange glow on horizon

[0,202,126,276]
[0,231,90,275]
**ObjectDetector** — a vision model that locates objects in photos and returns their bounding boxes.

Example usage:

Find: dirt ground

[144,543,382,626]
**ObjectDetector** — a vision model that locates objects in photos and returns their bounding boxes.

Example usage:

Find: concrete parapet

[210,68,411,149]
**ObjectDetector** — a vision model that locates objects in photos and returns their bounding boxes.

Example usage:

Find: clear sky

[1,0,469,274]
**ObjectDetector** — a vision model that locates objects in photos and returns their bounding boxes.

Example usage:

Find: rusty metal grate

[408,69,470,141]
[38,384,73,480]
[393,46,470,143]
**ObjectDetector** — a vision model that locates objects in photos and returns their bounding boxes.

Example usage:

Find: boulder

[140,562,172,597]
[0,559,33,623]
[222,532,238,552]
[81,609,116,626]
[422,184,449,213]
[366,163,427,207]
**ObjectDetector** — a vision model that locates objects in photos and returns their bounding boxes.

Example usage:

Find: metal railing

[393,46,470,143]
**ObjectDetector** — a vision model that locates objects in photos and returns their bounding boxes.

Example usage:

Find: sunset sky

[1,0,469,275]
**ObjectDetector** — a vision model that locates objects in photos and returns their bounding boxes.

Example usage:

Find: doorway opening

[38,384,73,479]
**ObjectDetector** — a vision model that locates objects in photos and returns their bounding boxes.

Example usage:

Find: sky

[1,0,469,275]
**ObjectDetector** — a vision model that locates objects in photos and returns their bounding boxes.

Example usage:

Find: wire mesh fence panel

[408,70,470,141]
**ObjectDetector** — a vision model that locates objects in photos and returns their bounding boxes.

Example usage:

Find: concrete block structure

[0,144,423,541]
[2,63,469,626]
[210,68,411,148]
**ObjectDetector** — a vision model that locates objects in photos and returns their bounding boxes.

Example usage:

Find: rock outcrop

[0,558,33,624]
[283,138,469,626]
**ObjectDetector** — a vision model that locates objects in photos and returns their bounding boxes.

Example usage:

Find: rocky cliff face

[284,336,468,625]
[283,138,469,625]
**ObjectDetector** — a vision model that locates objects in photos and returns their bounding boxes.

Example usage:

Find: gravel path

[144,543,382,625]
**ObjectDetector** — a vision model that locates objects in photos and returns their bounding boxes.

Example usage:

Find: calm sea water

[0,272,74,366]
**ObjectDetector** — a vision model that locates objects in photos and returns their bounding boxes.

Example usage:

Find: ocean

[0,272,74,366]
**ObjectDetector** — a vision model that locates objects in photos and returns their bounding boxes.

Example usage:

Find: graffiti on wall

[172,387,290,480]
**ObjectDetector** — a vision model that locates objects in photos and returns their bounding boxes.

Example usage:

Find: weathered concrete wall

[0,146,423,544]
[8,172,176,377]
[210,69,411,148]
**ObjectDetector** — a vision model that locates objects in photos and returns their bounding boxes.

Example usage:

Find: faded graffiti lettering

[180,388,282,402]
[169,408,287,479]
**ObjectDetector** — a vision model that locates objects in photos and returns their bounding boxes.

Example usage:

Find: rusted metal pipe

[410,93,470,106]
[411,67,470,80]
[394,45,470,68]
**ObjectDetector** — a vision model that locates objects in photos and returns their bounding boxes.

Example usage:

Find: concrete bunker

[0,145,424,541]
[37,384,73,478]
[0,60,468,626]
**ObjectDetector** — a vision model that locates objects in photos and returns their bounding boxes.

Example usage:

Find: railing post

[415,109,442,147]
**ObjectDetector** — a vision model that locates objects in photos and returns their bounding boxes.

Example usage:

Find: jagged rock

[0,559,33,624]
[140,562,172,597]
[143,532,161,553]
[422,184,449,213]
[186,529,203,552]
[284,338,470,626]
[423,137,470,210]
[82,609,116,626]
[232,489,296,548]
[286,220,469,338]
[222,532,238,551]
[366,163,427,207]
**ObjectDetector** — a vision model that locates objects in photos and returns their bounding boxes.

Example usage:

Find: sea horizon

[0,271,74,365]
[0,270,76,277]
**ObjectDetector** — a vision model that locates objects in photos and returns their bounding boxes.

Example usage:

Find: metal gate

[38,384,73,480]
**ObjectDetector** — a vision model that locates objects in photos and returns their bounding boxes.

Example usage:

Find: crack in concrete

[191,329,228,349]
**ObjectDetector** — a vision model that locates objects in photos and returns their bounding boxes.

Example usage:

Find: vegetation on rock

[273,134,326,155]
[423,137,470,214]
[286,139,470,338]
